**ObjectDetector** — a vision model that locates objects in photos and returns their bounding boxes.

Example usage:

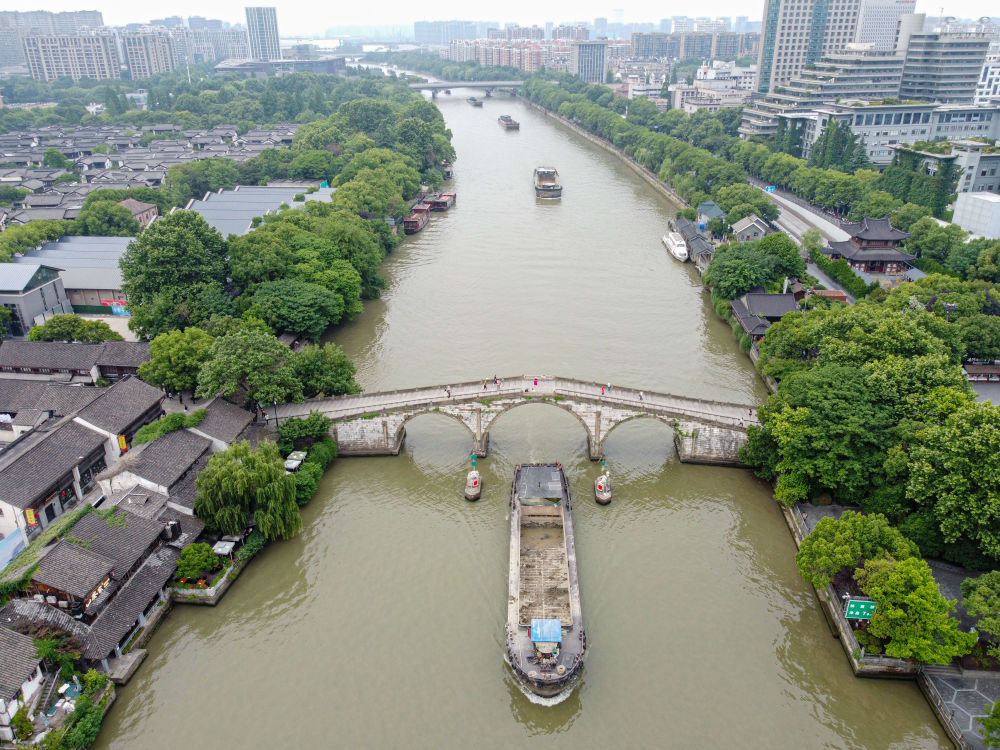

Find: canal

[94,90,949,748]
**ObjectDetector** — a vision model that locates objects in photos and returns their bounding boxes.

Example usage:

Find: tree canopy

[137,327,215,393]
[27,314,123,344]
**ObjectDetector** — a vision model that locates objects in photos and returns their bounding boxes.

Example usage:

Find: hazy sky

[14,0,995,35]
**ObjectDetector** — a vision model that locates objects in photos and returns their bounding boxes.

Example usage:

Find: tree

[27,314,123,344]
[42,147,70,169]
[855,556,976,664]
[138,327,215,393]
[702,244,774,299]
[276,410,332,453]
[175,542,219,579]
[795,510,919,588]
[75,200,140,236]
[196,328,303,405]
[291,342,360,398]
[961,571,1000,660]
[252,279,345,340]
[907,401,1000,563]
[194,440,301,540]
[906,217,967,263]
[980,700,1000,748]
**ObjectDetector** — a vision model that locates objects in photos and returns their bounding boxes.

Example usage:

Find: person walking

[446,386,452,398]
[601,385,605,395]
[607,383,611,393]
[638,391,644,401]
[483,380,487,390]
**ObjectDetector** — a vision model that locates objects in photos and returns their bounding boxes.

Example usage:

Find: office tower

[122,29,178,78]
[570,40,607,83]
[976,43,1000,104]
[659,19,673,33]
[900,31,991,103]
[21,32,120,81]
[245,6,280,61]
[756,0,862,94]
[855,0,916,49]
[545,21,553,39]
[734,16,749,33]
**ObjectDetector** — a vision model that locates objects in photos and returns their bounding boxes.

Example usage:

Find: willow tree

[194,440,301,541]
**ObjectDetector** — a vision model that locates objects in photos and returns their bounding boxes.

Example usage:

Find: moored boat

[468,96,483,107]
[662,231,689,262]
[426,192,456,211]
[506,463,585,700]
[533,167,562,199]
[403,203,431,234]
[498,114,520,130]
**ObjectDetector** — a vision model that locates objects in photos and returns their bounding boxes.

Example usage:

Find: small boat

[534,167,562,199]
[465,469,482,500]
[498,114,520,130]
[594,473,612,505]
[444,89,451,95]
[467,97,483,107]
[403,203,431,234]
[662,231,689,262]
[441,161,453,179]
[505,463,585,700]
[426,192,456,211]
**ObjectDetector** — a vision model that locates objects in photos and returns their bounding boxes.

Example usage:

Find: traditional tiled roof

[167,454,209,512]
[0,419,106,509]
[93,341,150,369]
[0,598,90,642]
[740,293,799,320]
[0,381,101,416]
[731,214,768,235]
[0,341,150,373]
[191,398,252,444]
[83,546,179,660]
[108,429,211,490]
[840,216,910,242]
[826,240,916,262]
[66,508,163,581]
[159,508,205,548]
[730,297,771,337]
[32,539,113,599]
[697,200,725,220]
[117,198,157,215]
[0,626,41,701]
[74,376,161,434]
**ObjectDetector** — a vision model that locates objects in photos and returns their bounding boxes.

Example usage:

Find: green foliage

[27,314,124,344]
[277,410,331,453]
[291,343,360,398]
[12,706,33,739]
[138,327,215,393]
[42,147,70,169]
[703,233,804,300]
[294,461,323,506]
[0,219,71,262]
[194,440,301,540]
[980,700,1000,747]
[196,328,303,405]
[34,634,80,678]
[962,571,1000,659]
[75,199,140,236]
[61,694,105,749]
[808,245,878,299]
[132,409,206,444]
[252,278,345,340]
[795,510,919,588]
[176,542,219,580]
[304,436,338,469]
[856,556,976,664]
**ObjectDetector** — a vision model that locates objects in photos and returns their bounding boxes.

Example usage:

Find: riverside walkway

[274,375,758,463]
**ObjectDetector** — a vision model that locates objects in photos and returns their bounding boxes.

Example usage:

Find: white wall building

[855,0,916,50]
[570,40,607,83]
[953,192,1000,238]
[976,43,1000,105]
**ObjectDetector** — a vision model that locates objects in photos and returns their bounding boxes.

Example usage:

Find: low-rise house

[730,291,799,342]
[117,198,157,227]
[731,214,770,242]
[697,199,725,228]
[0,264,73,339]
[0,341,150,383]
[0,627,44,741]
[186,397,252,451]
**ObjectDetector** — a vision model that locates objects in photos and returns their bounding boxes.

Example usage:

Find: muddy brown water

[94,92,949,749]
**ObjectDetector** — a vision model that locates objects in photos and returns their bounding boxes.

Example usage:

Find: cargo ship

[533,167,562,199]
[505,463,585,700]
[426,192,456,211]
[498,114,520,130]
[403,203,431,234]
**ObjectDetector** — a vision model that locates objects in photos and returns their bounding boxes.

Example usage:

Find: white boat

[662,231,689,262]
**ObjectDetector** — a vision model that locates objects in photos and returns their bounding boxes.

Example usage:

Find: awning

[530,618,562,643]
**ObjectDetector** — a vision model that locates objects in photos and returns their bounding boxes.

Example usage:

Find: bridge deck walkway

[274,376,758,429]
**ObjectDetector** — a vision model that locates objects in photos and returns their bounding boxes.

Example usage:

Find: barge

[533,167,562,199]
[498,114,520,130]
[426,192,456,211]
[505,463,585,700]
[403,203,431,234]
[468,96,483,107]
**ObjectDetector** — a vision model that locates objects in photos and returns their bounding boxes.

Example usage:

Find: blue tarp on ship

[530,618,562,643]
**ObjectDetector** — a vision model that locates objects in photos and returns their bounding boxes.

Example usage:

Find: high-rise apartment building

[552,25,589,41]
[21,32,120,81]
[122,29,178,78]
[900,32,992,103]
[245,6,280,60]
[174,28,251,63]
[0,10,103,34]
[756,0,863,94]
[976,43,1000,105]
[854,0,916,49]
[570,40,607,83]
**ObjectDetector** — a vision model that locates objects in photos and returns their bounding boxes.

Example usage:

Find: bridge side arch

[478,398,598,458]
[594,413,681,458]
[390,406,478,450]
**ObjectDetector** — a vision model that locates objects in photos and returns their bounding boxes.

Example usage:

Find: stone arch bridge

[273,375,758,466]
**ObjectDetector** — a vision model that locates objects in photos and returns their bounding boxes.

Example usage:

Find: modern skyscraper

[570,40,607,83]
[756,0,862,94]
[855,0,916,50]
[245,6,280,61]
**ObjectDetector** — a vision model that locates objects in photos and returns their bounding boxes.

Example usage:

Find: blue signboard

[530,618,562,643]
[764,185,776,193]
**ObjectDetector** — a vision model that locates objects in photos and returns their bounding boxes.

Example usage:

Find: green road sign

[845,599,876,619]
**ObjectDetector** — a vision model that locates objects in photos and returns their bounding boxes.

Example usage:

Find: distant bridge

[408,81,524,96]
[274,375,757,465]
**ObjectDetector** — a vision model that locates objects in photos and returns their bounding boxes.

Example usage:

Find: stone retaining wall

[169,556,250,607]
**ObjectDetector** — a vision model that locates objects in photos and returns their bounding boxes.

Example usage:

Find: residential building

[173,28,251,63]
[822,216,914,274]
[21,32,121,82]
[0,10,103,34]
[899,32,991,103]
[0,628,43,742]
[552,25,589,41]
[245,6,280,61]
[756,0,864,94]
[0,264,72,339]
[953,191,1000,238]
[122,29,178,78]
[570,41,608,83]
[731,292,799,341]
[0,340,150,383]
[118,198,158,227]
[855,0,916,50]
[631,32,671,59]
[697,200,725,227]
[731,214,770,242]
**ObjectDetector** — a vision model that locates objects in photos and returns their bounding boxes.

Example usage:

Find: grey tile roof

[167,454,209,512]
[730,297,771,337]
[83,546,179,660]
[0,341,150,372]
[66,508,163,582]
[159,508,204,548]
[192,398,252,444]
[840,216,910,242]
[741,292,799,320]
[0,626,41,701]
[32,539,113,599]
[0,419,107,509]
[0,381,101,417]
[826,240,916,263]
[94,342,150,369]
[113,429,211,490]
[0,598,90,643]
[75,377,162,434]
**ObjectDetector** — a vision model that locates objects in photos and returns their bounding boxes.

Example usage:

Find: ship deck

[518,524,571,625]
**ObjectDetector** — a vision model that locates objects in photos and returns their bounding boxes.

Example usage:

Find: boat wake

[503,654,581,706]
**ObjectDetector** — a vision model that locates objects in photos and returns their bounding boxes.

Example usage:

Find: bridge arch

[390,407,477,450]
[595,413,679,458]
[479,398,595,455]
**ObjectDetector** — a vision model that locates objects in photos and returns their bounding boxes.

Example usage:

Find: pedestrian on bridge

[639,391,644,401]
[601,385,605,395]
